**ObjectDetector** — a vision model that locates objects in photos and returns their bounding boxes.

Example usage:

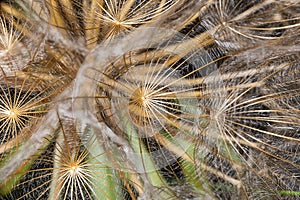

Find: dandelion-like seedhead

[201,0,300,50]
[0,13,29,74]
[91,0,178,41]
[42,0,180,48]
[0,16,20,54]
[192,46,300,198]
[73,27,225,174]
[0,75,51,153]
[4,119,140,200]
[0,0,299,200]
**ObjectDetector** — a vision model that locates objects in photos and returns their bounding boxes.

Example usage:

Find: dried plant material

[0,0,299,200]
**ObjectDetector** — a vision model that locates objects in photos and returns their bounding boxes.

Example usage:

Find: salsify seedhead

[0,0,299,200]
[0,13,29,74]
[0,75,54,154]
